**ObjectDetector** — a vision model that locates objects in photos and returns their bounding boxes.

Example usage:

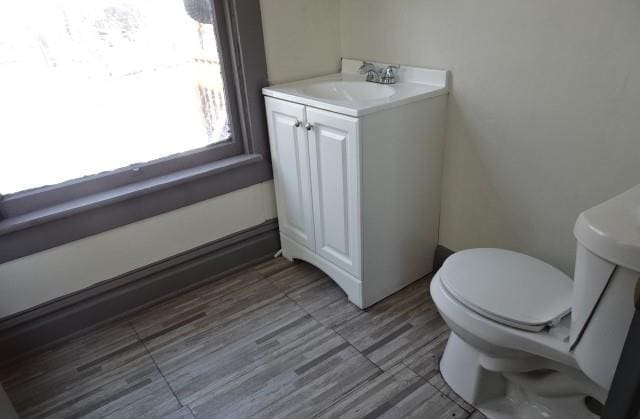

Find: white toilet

[430,184,640,419]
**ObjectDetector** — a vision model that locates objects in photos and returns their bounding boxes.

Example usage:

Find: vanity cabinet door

[306,107,361,277]
[265,98,316,251]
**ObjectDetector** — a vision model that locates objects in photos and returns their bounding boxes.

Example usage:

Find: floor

[0,258,486,419]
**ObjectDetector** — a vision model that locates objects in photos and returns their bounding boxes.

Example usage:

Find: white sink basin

[301,81,396,101]
[262,59,449,117]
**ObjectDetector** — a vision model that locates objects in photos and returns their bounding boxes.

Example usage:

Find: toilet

[430,184,640,419]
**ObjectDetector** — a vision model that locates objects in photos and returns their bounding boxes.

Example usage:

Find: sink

[262,58,448,116]
[300,81,396,102]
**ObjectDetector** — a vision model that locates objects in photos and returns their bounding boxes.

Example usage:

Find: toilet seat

[438,249,574,332]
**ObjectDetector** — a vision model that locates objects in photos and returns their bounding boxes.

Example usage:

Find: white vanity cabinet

[263,59,448,308]
[266,99,362,278]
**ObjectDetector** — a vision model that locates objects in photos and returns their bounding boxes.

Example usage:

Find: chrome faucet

[358,61,399,84]
[381,65,399,84]
[358,61,376,75]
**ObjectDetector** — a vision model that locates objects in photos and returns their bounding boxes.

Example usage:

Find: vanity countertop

[262,58,449,117]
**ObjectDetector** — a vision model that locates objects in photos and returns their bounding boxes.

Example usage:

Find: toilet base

[440,333,601,419]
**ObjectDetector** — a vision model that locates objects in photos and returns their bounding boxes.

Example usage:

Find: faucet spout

[358,61,376,75]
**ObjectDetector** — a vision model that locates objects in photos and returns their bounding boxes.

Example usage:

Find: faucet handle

[383,65,399,78]
[381,65,399,84]
[358,61,376,74]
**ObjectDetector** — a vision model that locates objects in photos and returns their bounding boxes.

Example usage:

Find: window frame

[0,0,271,263]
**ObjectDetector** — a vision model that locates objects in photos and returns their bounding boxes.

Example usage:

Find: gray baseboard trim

[433,244,455,272]
[0,219,280,362]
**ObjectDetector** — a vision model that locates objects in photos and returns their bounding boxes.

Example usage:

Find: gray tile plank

[1,321,159,418]
[165,308,321,402]
[265,262,327,294]
[252,351,382,419]
[315,364,466,419]
[129,270,269,340]
[335,280,446,371]
[190,336,380,419]
[402,329,450,380]
[0,320,139,389]
[164,406,196,419]
[428,373,474,414]
[251,256,295,277]
[96,378,182,419]
[286,275,349,313]
[149,294,305,375]
[0,258,467,419]
[180,324,346,404]
[402,330,474,413]
[308,294,364,329]
[19,359,162,419]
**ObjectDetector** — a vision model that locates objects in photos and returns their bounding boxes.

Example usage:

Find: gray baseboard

[0,219,280,362]
[433,244,455,272]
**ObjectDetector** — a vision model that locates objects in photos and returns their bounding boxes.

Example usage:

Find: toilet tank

[571,184,640,390]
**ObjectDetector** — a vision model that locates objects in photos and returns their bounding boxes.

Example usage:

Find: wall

[341,0,640,274]
[0,182,276,317]
[260,0,341,84]
[0,0,342,318]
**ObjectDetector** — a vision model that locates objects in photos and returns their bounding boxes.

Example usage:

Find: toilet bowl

[430,184,640,419]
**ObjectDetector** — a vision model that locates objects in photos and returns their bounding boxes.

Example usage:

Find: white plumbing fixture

[430,184,640,418]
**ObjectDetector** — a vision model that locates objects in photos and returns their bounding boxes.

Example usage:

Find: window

[0,0,270,263]
[1,0,232,194]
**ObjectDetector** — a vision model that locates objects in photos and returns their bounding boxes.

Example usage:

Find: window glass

[0,0,228,194]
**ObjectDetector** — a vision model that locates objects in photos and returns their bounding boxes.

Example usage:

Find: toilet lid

[438,248,573,332]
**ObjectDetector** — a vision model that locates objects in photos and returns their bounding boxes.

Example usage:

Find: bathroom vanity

[263,59,449,308]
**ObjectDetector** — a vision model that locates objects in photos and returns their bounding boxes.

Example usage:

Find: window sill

[0,154,272,263]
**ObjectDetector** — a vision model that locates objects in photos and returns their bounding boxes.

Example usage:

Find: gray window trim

[0,0,271,264]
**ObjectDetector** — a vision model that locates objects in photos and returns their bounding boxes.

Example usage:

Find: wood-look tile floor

[0,258,486,419]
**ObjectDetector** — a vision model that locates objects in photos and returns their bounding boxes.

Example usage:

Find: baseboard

[433,244,455,272]
[0,219,280,361]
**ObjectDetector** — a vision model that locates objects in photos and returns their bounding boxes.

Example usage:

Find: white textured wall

[0,0,343,317]
[0,182,276,317]
[260,0,341,84]
[341,0,640,274]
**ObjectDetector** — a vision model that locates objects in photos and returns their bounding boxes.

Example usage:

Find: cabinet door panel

[265,98,315,250]
[307,107,361,277]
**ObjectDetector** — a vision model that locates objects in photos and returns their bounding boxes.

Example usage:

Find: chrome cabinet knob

[293,120,301,127]
[305,123,313,131]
